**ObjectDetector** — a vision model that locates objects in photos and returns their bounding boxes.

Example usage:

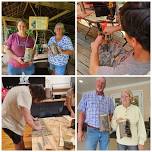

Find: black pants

[3,128,22,144]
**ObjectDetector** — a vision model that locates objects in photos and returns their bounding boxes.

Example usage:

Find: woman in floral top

[48,22,74,75]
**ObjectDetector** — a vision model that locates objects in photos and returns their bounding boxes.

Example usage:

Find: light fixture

[79,80,83,83]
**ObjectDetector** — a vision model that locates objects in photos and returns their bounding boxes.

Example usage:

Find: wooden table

[33,51,48,64]
[77,3,118,39]
[32,116,75,150]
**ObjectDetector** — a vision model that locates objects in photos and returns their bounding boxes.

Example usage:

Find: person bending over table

[2,85,45,150]
[90,2,150,75]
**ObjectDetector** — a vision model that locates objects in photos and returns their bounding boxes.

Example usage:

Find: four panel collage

[1,1,151,151]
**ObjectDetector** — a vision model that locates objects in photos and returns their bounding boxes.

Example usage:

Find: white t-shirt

[2,86,32,135]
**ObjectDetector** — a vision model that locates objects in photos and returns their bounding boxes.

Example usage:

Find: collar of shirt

[96,90,104,96]
[121,104,133,110]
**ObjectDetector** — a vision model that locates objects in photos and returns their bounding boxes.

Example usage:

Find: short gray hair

[54,22,65,34]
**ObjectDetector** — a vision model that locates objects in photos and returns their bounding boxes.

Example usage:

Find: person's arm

[89,42,99,74]
[111,108,118,130]
[20,107,42,130]
[137,109,147,150]
[62,36,74,55]
[77,93,87,142]
[65,96,75,118]
[109,98,115,121]
[89,35,105,74]
[62,50,73,55]
[4,45,24,64]
[78,112,85,142]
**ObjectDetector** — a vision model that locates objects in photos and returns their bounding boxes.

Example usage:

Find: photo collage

[1,1,151,151]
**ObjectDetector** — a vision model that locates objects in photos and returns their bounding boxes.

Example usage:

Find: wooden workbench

[32,116,75,150]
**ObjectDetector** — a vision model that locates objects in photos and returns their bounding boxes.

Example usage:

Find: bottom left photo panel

[2,76,75,150]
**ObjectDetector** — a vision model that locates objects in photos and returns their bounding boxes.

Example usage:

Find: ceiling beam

[49,10,70,22]
[31,2,74,11]
[2,16,28,22]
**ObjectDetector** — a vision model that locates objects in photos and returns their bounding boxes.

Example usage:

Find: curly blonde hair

[121,89,134,103]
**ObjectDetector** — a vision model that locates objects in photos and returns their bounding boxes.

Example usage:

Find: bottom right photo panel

[77,77,150,150]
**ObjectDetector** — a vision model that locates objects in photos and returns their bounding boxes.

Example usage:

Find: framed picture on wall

[111,90,144,115]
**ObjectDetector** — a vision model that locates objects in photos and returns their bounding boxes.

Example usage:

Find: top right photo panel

[77,2,150,75]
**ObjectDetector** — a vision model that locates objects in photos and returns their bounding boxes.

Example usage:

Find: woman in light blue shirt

[48,22,74,75]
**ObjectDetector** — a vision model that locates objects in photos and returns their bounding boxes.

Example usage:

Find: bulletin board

[29,16,49,30]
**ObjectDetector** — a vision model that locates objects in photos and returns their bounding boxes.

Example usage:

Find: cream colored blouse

[111,104,147,146]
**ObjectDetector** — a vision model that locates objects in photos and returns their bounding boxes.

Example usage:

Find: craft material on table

[32,116,75,150]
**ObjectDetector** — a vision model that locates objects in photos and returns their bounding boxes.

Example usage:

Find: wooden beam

[2,16,28,22]
[2,18,7,41]
[49,10,70,22]
[22,3,29,16]
[29,3,37,16]
[31,2,74,11]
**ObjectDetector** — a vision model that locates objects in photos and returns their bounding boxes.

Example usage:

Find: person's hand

[70,111,75,118]
[116,118,125,123]
[138,144,144,150]
[91,35,105,52]
[78,130,85,142]
[34,125,42,131]
[34,121,42,131]
[33,117,38,121]
[94,35,105,47]
[16,57,25,64]
[28,61,33,66]
[103,26,115,35]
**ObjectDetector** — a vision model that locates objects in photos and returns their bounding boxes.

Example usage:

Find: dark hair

[29,84,45,102]
[16,19,27,27]
[119,2,150,51]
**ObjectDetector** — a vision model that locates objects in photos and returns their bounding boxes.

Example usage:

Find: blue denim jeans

[117,143,138,150]
[49,63,67,75]
[85,126,109,150]
[8,64,35,75]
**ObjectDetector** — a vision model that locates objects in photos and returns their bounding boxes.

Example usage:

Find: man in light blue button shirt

[78,77,114,150]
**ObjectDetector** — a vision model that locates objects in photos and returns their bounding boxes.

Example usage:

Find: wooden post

[2,17,7,42]
[79,2,86,14]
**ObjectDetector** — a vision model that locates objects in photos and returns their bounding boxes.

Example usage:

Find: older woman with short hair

[48,22,74,75]
[111,89,147,150]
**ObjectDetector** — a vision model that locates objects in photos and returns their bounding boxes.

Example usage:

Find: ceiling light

[79,80,83,83]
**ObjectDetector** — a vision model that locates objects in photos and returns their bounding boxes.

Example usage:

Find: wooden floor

[77,22,132,75]
[2,125,32,150]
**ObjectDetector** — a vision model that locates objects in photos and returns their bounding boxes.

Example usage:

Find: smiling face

[54,25,64,36]
[17,21,27,34]
[96,78,106,93]
[121,90,132,107]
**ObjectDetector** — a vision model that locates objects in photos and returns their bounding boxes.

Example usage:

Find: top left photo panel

[2,2,75,75]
